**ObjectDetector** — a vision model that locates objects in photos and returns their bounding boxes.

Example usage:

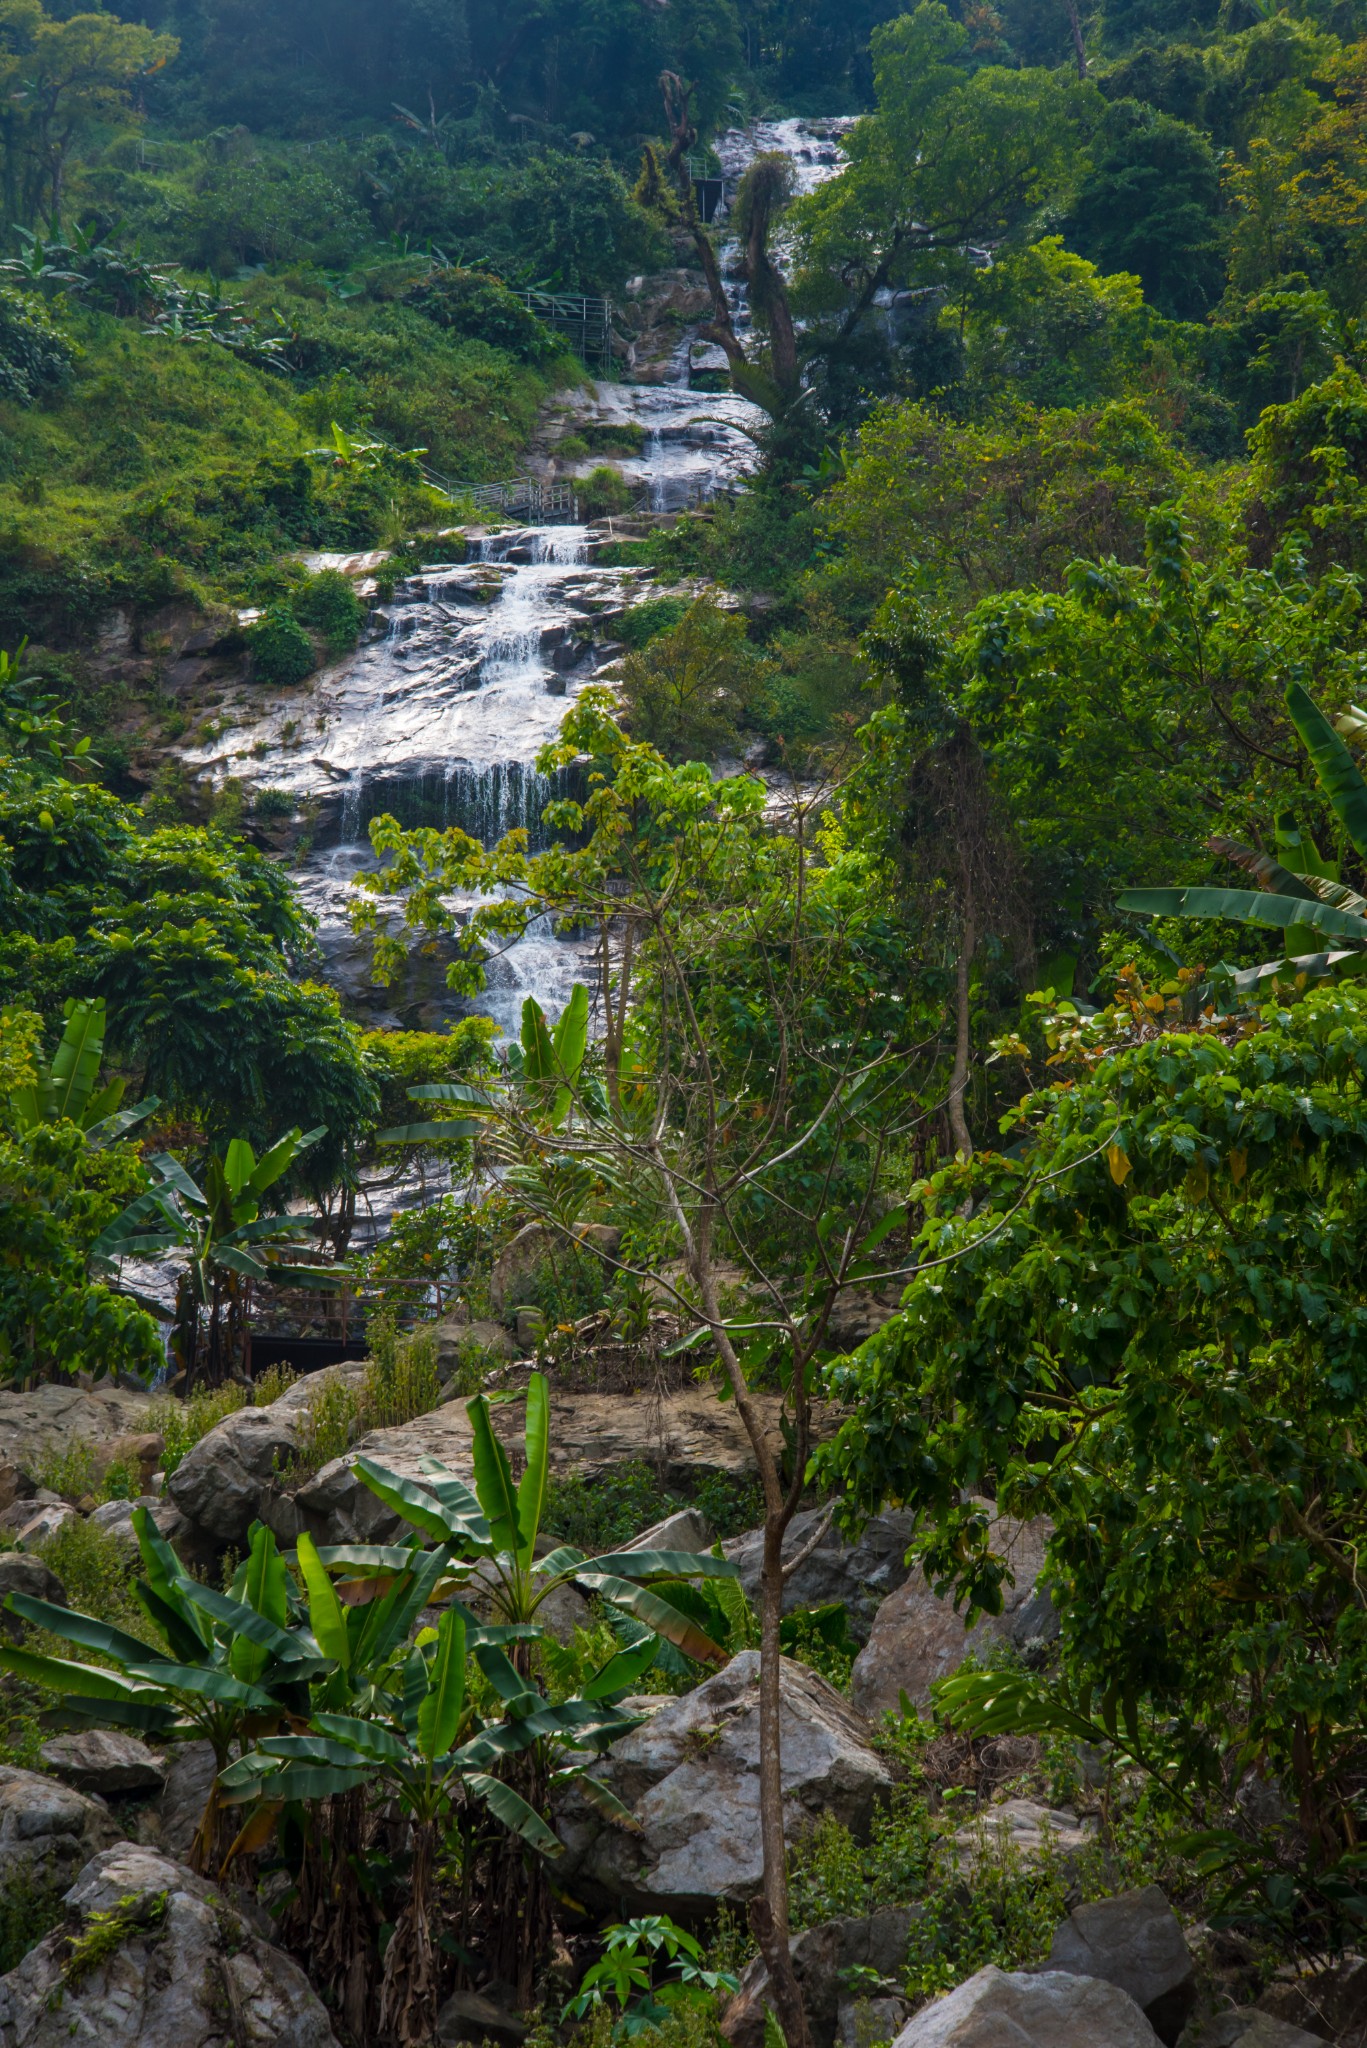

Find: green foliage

[616,596,691,651]
[150,1382,248,1479]
[58,1889,168,1994]
[564,1917,739,2035]
[0,1869,65,1975]
[35,1517,150,1644]
[580,465,636,519]
[615,594,770,760]
[291,568,364,653]
[1064,99,1225,322]
[249,604,316,687]
[406,270,560,363]
[820,978,1367,1945]
[0,290,72,405]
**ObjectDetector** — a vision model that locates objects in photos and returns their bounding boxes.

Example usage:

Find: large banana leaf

[48,999,106,1122]
[1207,836,1321,900]
[183,1581,323,1674]
[408,1082,492,1106]
[249,1124,325,1198]
[227,1526,290,1686]
[414,1462,488,1533]
[517,1373,550,1566]
[465,1771,563,1855]
[353,1458,476,1547]
[89,1190,185,1267]
[83,1100,159,1151]
[310,1714,410,1765]
[577,1549,742,1582]
[122,1660,277,1709]
[2,1591,160,1669]
[1286,681,1367,862]
[0,1642,156,1701]
[1119,886,1367,945]
[134,1508,214,1653]
[574,1573,728,1663]
[377,1119,482,1146]
[468,1396,522,1557]
[417,1608,466,1762]
[296,1532,350,1670]
[352,1545,452,1669]
[133,1582,215,1667]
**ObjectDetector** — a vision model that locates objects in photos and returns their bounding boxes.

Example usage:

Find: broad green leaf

[249,1125,325,1196]
[407,1082,492,1105]
[2,1592,158,1671]
[0,1642,147,1701]
[517,1373,550,1566]
[581,1636,661,1701]
[310,1714,410,1765]
[1207,835,1320,901]
[468,1396,522,1555]
[122,1660,276,1709]
[576,1575,728,1663]
[223,1137,257,1200]
[133,1508,212,1652]
[354,1458,470,1546]
[465,1771,563,1854]
[417,1607,466,1761]
[551,983,589,1084]
[1119,886,1367,945]
[49,999,105,1121]
[295,1532,350,1671]
[376,1119,481,1147]
[219,1759,369,1806]
[133,1582,212,1666]
[354,1545,453,1669]
[1286,682,1367,863]
[473,1641,538,1714]
[578,1551,741,1582]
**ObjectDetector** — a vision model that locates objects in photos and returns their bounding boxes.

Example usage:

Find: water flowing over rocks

[554,1651,894,1915]
[0,1844,340,2048]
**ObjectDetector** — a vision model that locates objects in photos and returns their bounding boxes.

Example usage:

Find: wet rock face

[554,1651,894,1914]
[0,1843,341,2048]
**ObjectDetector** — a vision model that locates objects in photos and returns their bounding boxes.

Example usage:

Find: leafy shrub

[579,465,636,519]
[405,269,559,363]
[545,1461,667,1553]
[359,1316,440,1431]
[291,567,363,653]
[583,421,646,455]
[251,786,295,822]
[248,604,315,686]
[150,1383,247,1478]
[0,292,72,406]
[616,595,689,650]
[35,1518,149,1642]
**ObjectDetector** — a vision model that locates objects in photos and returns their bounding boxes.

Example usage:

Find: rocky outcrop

[0,1769,120,1893]
[1048,1886,1195,2044]
[165,1365,367,1549]
[151,1743,217,1862]
[0,1843,340,2047]
[891,1966,1162,2046]
[722,1909,917,2048]
[620,270,715,381]
[723,1508,916,1644]
[289,1388,813,1548]
[38,1733,166,1800]
[948,1800,1096,1878]
[1180,2018,1326,2047]
[0,1386,155,1482]
[0,1555,65,1638]
[850,1506,1054,1716]
[555,1650,893,1914]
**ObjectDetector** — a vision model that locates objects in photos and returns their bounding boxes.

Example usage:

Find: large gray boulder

[0,1769,119,1893]
[150,1743,217,1862]
[38,1733,165,1800]
[1048,1886,1195,2044]
[166,1366,366,1549]
[556,1650,894,1914]
[0,1843,340,2046]
[0,1386,155,1484]
[0,1554,65,1640]
[723,1508,917,1644]
[891,1966,1162,2046]
[850,1506,1055,1716]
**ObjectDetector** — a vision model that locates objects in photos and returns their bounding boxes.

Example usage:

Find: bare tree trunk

[948,894,976,1161]
[1065,0,1088,78]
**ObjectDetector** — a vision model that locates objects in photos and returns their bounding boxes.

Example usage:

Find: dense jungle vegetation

[7,0,1367,2043]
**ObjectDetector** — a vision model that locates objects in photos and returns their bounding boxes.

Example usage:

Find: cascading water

[179,116,850,1054]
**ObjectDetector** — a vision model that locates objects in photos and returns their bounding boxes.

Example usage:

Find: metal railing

[516,290,615,371]
[456,477,580,522]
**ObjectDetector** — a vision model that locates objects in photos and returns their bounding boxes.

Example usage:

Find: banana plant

[0,1512,334,1869]
[7,997,158,1147]
[1120,683,1367,992]
[349,1370,740,1657]
[91,1125,348,1388]
[221,1594,643,2046]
